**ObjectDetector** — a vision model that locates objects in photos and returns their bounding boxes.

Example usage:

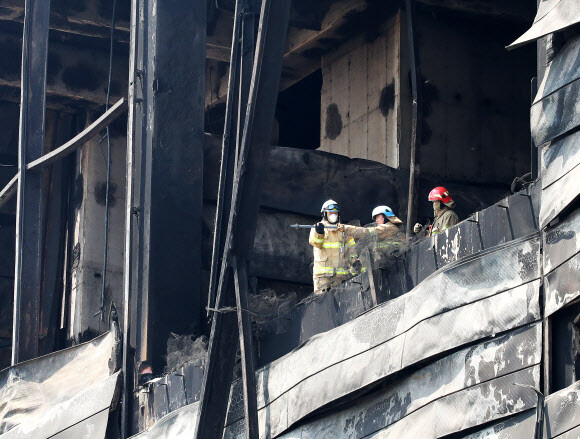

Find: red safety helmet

[428,186,453,204]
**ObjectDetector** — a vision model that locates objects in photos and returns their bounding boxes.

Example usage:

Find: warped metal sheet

[1,372,120,439]
[535,35,580,103]
[531,78,580,148]
[543,207,580,274]
[544,253,580,317]
[507,0,580,49]
[555,425,580,439]
[129,402,199,439]
[0,330,120,434]
[540,160,580,228]
[460,410,535,438]
[544,378,580,437]
[273,324,541,439]
[367,366,539,438]
[223,236,540,438]
[541,130,580,191]
[531,36,580,147]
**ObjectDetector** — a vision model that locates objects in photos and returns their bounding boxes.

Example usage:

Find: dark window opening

[275,69,322,149]
[551,302,580,393]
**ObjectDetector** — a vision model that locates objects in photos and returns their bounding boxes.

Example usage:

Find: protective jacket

[309,221,366,294]
[429,208,459,236]
[370,216,405,250]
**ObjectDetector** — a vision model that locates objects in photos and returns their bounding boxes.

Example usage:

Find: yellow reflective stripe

[361,267,367,273]
[314,267,335,275]
[311,236,324,243]
[322,242,341,248]
[376,241,401,248]
[335,268,350,275]
[347,238,356,246]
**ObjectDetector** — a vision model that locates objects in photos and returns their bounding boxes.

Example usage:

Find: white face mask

[328,213,339,224]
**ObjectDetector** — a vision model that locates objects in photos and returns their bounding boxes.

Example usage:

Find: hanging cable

[96,0,117,322]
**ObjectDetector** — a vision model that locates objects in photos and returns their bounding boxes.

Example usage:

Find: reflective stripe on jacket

[309,221,365,279]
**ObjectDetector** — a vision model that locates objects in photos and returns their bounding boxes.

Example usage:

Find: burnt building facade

[0,0,579,438]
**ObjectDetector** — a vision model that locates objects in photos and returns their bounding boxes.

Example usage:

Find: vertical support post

[208,5,243,315]
[404,0,422,239]
[232,256,259,438]
[196,1,291,437]
[12,0,51,365]
[131,0,207,373]
[121,0,140,436]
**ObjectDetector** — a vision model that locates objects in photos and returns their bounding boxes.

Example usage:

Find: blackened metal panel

[541,130,580,190]
[508,192,538,238]
[268,324,541,439]
[166,373,187,413]
[151,379,170,423]
[543,207,580,274]
[540,161,580,229]
[479,204,513,249]
[531,44,580,146]
[0,330,119,434]
[224,237,540,438]
[1,372,120,439]
[407,237,437,285]
[545,253,580,317]
[367,367,539,438]
[540,131,580,228]
[434,219,483,268]
[128,402,200,439]
[534,35,580,103]
[507,0,580,49]
[183,363,204,405]
[544,380,580,437]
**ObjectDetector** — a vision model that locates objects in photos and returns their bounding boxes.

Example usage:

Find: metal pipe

[97,0,117,322]
[405,0,422,239]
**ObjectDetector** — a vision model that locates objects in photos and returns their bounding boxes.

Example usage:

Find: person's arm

[309,225,325,248]
[343,224,369,240]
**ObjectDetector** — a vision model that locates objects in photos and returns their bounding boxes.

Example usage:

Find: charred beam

[0,99,127,212]
[196,1,291,437]
[12,0,50,365]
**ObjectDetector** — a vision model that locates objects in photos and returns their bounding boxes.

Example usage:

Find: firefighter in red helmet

[414,186,459,236]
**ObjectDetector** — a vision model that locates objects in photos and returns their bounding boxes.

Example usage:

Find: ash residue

[248,289,298,323]
[165,333,208,374]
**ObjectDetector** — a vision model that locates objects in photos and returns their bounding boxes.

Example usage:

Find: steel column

[12,0,51,365]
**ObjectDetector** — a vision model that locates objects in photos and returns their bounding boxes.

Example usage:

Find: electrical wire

[96,0,117,322]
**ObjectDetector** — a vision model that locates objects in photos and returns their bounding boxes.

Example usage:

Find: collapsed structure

[0,0,579,438]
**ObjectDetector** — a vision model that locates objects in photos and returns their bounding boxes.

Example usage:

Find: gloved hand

[351,260,362,275]
[413,223,423,234]
[315,222,325,234]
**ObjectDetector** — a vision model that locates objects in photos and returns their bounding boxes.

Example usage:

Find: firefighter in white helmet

[309,200,367,294]
[370,205,405,251]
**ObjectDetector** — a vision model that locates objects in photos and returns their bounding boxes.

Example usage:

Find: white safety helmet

[321,199,339,213]
[372,205,395,220]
